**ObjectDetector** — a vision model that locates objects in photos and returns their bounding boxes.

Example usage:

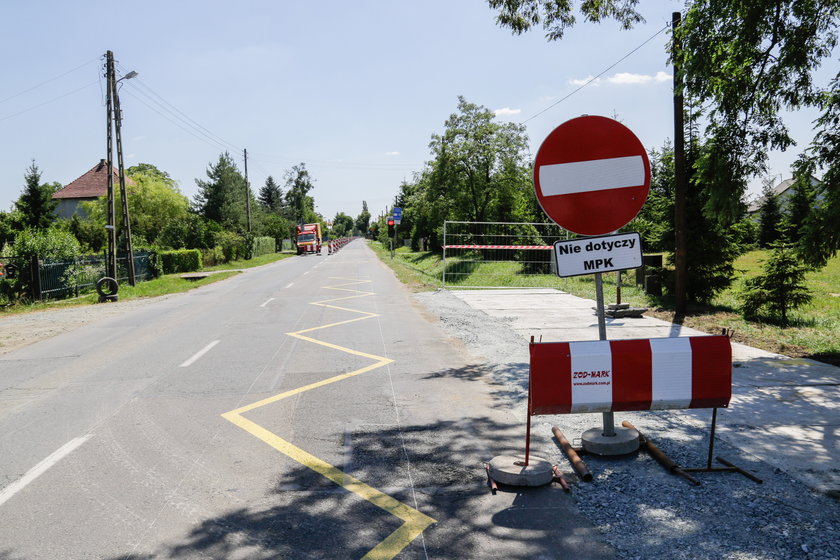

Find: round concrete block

[488,455,554,486]
[581,426,640,456]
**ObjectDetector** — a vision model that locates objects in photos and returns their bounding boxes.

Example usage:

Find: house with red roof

[51,159,134,219]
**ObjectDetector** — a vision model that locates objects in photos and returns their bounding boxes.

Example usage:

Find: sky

[1,0,835,223]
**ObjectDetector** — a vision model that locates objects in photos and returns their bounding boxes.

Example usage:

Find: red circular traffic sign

[533,115,650,236]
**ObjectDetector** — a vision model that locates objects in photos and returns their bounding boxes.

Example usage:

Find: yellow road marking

[222,277,436,558]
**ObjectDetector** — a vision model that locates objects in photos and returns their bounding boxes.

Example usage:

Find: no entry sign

[534,116,650,236]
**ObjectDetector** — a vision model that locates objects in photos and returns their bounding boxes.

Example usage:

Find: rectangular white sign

[538,155,645,197]
[554,232,643,277]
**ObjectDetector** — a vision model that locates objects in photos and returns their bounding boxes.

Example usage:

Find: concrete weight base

[581,426,640,455]
[488,455,554,486]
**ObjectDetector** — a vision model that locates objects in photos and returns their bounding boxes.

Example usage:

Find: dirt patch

[0,296,170,356]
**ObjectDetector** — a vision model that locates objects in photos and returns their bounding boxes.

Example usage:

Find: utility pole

[104,52,117,283]
[244,148,251,233]
[104,51,138,286]
[672,12,688,317]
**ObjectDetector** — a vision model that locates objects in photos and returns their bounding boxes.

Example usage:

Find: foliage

[255,212,290,248]
[193,152,250,232]
[1,227,81,301]
[355,201,371,236]
[251,236,275,258]
[215,230,247,262]
[0,210,24,248]
[124,165,190,246]
[628,143,674,252]
[740,243,812,325]
[487,0,644,40]
[782,173,815,243]
[757,179,782,248]
[159,249,202,274]
[428,97,532,223]
[258,176,283,211]
[284,163,316,225]
[332,212,354,238]
[159,213,221,250]
[794,73,840,268]
[679,0,839,220]
[15,160,58,231]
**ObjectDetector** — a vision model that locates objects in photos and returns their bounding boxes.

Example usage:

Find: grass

[0,251,296,315]
[371,241,840,366]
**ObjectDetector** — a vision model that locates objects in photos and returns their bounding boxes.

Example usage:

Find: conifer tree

[15,160,57,230]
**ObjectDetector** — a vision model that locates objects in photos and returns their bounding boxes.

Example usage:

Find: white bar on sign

[569,340,613,413]
[539,155,645,196]
[649,337,692,409]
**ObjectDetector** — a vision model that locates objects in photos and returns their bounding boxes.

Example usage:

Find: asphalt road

[0,241,612,559]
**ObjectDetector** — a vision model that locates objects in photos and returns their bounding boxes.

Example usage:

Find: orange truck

[295,223,322,255]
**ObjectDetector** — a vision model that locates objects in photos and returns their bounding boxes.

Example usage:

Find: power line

[0,57,100,105]
[521,23,670,124]
[0,80,99,122]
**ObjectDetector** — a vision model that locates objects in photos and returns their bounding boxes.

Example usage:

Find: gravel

[414,288,840,560]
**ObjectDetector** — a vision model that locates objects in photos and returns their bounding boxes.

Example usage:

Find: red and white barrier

[529,335,731,416]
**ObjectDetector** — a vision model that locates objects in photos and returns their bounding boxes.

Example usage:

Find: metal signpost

[534,115,651,454]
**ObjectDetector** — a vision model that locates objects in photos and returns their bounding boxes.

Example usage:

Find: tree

[354,201,371,236]
[15,160,57,230]
[757,179,782,248]
[332,212,354,238]
[428,97,531,223]
[284,163,316,225]
[194,152,249,231]
[793,74,840,268]
[782,175,814,243]
[259,176,283,212]
[629,143,675,252]
[740,243,812,326]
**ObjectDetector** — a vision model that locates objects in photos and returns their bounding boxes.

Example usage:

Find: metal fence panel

[442,221,570,289]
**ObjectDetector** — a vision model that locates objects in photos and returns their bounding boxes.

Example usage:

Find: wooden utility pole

[672,12,688,317]
[104,52,117,282]
[244,148,252,233]
[104,50,137,286]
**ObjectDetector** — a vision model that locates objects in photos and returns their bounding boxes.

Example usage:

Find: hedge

[159,249,202,273]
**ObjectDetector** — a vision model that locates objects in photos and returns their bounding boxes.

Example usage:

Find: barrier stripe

[611,339,652,411]
[650,337,692,409]
[529,336,731,415]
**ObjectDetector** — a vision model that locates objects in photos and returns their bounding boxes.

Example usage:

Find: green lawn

[0,251,296,314]
[371,241,840,365]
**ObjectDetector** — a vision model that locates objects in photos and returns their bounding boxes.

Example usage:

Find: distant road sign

[393,207,402,224]
[553,232,642,277]
[534,116,650,236]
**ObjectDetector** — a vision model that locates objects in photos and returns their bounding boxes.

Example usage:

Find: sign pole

[594,272,616,437]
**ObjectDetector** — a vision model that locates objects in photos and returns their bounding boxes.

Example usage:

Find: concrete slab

[447,288,840,496]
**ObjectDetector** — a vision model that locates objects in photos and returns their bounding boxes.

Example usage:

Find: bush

[1,227,81,302]
[159,249,202,273]
[216,231,246,262]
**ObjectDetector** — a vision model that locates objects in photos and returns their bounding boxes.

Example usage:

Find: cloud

[569,71,672,87]
[494,107,522,117]
[384,151,400,156]
[570,75,601,87]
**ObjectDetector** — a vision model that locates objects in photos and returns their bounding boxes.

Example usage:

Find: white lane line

[0,435,92,507]
[303,270,310,275]
[260,298,275,308]
[285,282,294,289]
[179,340,220,368]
